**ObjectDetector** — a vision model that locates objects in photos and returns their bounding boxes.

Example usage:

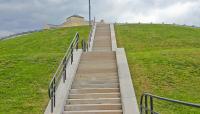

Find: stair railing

[81,39,88,52]
[140,93,200,114]
[48,32,80,113]
[88,17,96,48]
[79,17,96,53]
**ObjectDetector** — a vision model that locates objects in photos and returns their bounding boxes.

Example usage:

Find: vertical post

[89,0,91,26]
[63,57,66,83]
[87,44,88,52]
[71,45,73,64]
[81,40,83,50]
[63,64,66,82]
[150,96,154,114]
[145,95,148,114]
[76,35,79,50]
[53,78,56,107]
[51,84,53,113]
[140,95,144,114]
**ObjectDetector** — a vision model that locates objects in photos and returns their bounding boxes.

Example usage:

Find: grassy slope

[115,24,200,114]
[0,26,90,114]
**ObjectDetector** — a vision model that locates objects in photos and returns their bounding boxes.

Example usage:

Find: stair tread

[66,98,121,105]
[64,104,122,111]
[65,104,122,106]
[64,110,122,112]
[68,98,121,100]
[70,93,120,95]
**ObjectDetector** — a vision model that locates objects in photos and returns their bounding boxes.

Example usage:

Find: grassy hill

[0,26,90,114]
[115,24,200,114]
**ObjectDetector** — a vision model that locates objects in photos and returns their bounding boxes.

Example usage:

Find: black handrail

[140,93,200,114]
[82,39,88,52]
[48,32,79,113]
[47,18,96,113]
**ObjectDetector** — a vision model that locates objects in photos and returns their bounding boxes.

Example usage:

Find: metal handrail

[48,32,79,113]
[88,17,96,48]
[47,19,96,112]
[140,92,200,114]
[82,39,88,52]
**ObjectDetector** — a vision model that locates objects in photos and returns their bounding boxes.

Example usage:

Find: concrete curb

[116,48,140,114]
[44,49,82,114]
[110,24,117,51]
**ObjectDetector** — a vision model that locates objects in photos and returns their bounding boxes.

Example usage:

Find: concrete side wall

[44,49,82,114]
[111,23,139,114]
[110,24,117,51]
[116,48,140,114]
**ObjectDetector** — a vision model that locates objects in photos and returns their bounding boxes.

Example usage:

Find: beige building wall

[61,16,88,27]
[44,15,89,29]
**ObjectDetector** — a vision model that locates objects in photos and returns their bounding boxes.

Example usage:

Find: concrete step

[94,37,111,40]
[92,48,112,52]
[66,98,121,105]
[75,76,119,81]
[76,68,117,74]
[71,83,119,89]
[79,59,116,66]
[63,110,122,114]
[77,63,117,69]
[81,52,115,59]
[75,78,119,83]
[79,61,116,65]
[70,88,120,94]
[93,42,111,46]
[64,104,122,111]
[73,79,119,84]
[68,93,120,99]
[76,72,118,77]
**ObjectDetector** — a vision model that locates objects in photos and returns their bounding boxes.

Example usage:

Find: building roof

[67,15,84,19]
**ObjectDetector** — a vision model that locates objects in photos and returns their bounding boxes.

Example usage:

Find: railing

[140,93,200,114]
[87,17,96,48]
[82,39,88,52]
[48,32,80,113]
[47,18,96,113]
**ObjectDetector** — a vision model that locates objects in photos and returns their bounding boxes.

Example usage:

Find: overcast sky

[0,0,200,37]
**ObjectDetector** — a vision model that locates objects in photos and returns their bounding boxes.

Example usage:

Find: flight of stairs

[63,24,123,114]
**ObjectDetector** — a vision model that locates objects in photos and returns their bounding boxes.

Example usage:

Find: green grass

[115,24,200,114]
[0,26,90,114]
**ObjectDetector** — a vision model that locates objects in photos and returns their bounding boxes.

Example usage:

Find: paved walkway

[63,24,122,114]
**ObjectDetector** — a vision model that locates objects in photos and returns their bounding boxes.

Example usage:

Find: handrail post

[53,78,56,107]
[145,95,148,114]
[63,57,66,82]
[76,34,79,50]
[70,45,73,64]
[51,84,53,113]
[140,95,144,114]
[81,40,83,51]
[150,96,154,114]
[63,64,66,83]
[87,43,88,52]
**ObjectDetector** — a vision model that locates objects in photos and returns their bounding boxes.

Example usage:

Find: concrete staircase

[63,24,123,114]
